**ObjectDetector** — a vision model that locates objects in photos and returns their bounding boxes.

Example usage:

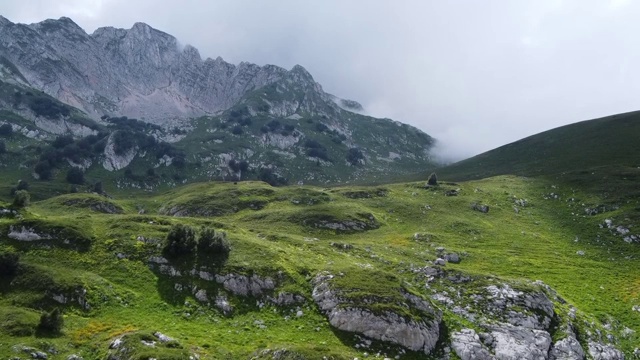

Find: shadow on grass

[153,252,228,307]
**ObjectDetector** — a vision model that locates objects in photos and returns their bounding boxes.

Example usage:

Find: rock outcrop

[312,273,441,354]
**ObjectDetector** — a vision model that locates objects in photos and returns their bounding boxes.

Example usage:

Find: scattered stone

[153,331,175,343]
[215,295,233,315]
[296,310,303,317]
[576,250,585,256]
[194,289,208,302]
[445,189,460,196]
[444,253,461,264]
[30,351,48,359]
[434,258,446,266]
[330,242,354,250]
[471,203,490,213]
[588,341,625,360]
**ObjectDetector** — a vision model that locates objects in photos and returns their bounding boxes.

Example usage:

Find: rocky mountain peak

[0,15,11,26]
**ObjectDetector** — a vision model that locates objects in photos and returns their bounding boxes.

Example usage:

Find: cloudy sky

[1,0,639,161]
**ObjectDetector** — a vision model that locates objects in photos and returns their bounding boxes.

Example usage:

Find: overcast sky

[1,0,639,161]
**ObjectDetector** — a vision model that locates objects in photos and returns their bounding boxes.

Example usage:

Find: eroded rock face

[550,335,585,360]
[103,133,137,171]
[487,324,552,360]
[8,226,47,241]
[312,273,441,354]
[451,329,493,360]
[588,342,625,360]
[215,273,276,297]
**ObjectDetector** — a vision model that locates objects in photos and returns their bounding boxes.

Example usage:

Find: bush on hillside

[34,161,53,180]
[0,123,13,137]
[0,140,5,154]
[13,190,30,208]
[346,148,364,166]
[197,227,230,256]
[164,224,197,257]
[66,167,84,185]
[0,251,20,277]
[38,308,63,334]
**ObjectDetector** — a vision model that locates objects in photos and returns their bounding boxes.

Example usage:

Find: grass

[0,168,637,358]
[0,164,640,359]
[434,111,640,181]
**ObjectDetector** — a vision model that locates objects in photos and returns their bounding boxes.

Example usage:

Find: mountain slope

[0,16,437,187]
[437,111,640,181]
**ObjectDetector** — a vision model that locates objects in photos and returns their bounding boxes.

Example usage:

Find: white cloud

[1,0,640,161]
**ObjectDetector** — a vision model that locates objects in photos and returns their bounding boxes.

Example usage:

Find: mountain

[436,111,640,181]
[0,16,436,190]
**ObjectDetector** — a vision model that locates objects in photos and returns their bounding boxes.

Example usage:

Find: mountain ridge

[0,16,364,124]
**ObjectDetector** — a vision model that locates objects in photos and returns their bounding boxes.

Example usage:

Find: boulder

[312,273,441,354]
[445,253,461,264]
[587,342,624,360]
[549,335,585,360]
[471,203,490,213]
[451,328,493,360]
[487,324,552,360]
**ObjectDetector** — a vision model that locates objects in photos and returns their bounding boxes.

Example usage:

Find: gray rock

[312,273,441,354]
[215,295,233,315]
[269,292,306,306]
[153,331,174,343]
[215,273,276,297]
[587,342,624,360]
[445,253,461,264]
[434,258,447,266]
[488,324,552,360]
[31,352,48,359]
[550,335,585,360]
[8,226,47,241]
[451,328,493,360]
[66,355,84,360]
[471,203,490,213]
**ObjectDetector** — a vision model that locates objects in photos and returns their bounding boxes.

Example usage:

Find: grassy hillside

[0,169,638,358]
[436,111,640,181]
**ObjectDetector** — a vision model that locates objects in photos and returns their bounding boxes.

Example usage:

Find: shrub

[13,190,30,208]
[266,120,280,132]
[0,123,13,136]
[66,167,84,185]
[16,180,29,191]
[427,172,438,186]
[304,139,324,149]
[93,181,103,194]
[231,125,243,135]
[197,227,230,256]
[35,161,53,180]
[315,123,328,132]
[0,140,5,154]
[164,224,197,257]
[52,135,74,149]
[0,251,20,277]
[306,148,330,161]
[38,308,63,334]
[346,148,364,166]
